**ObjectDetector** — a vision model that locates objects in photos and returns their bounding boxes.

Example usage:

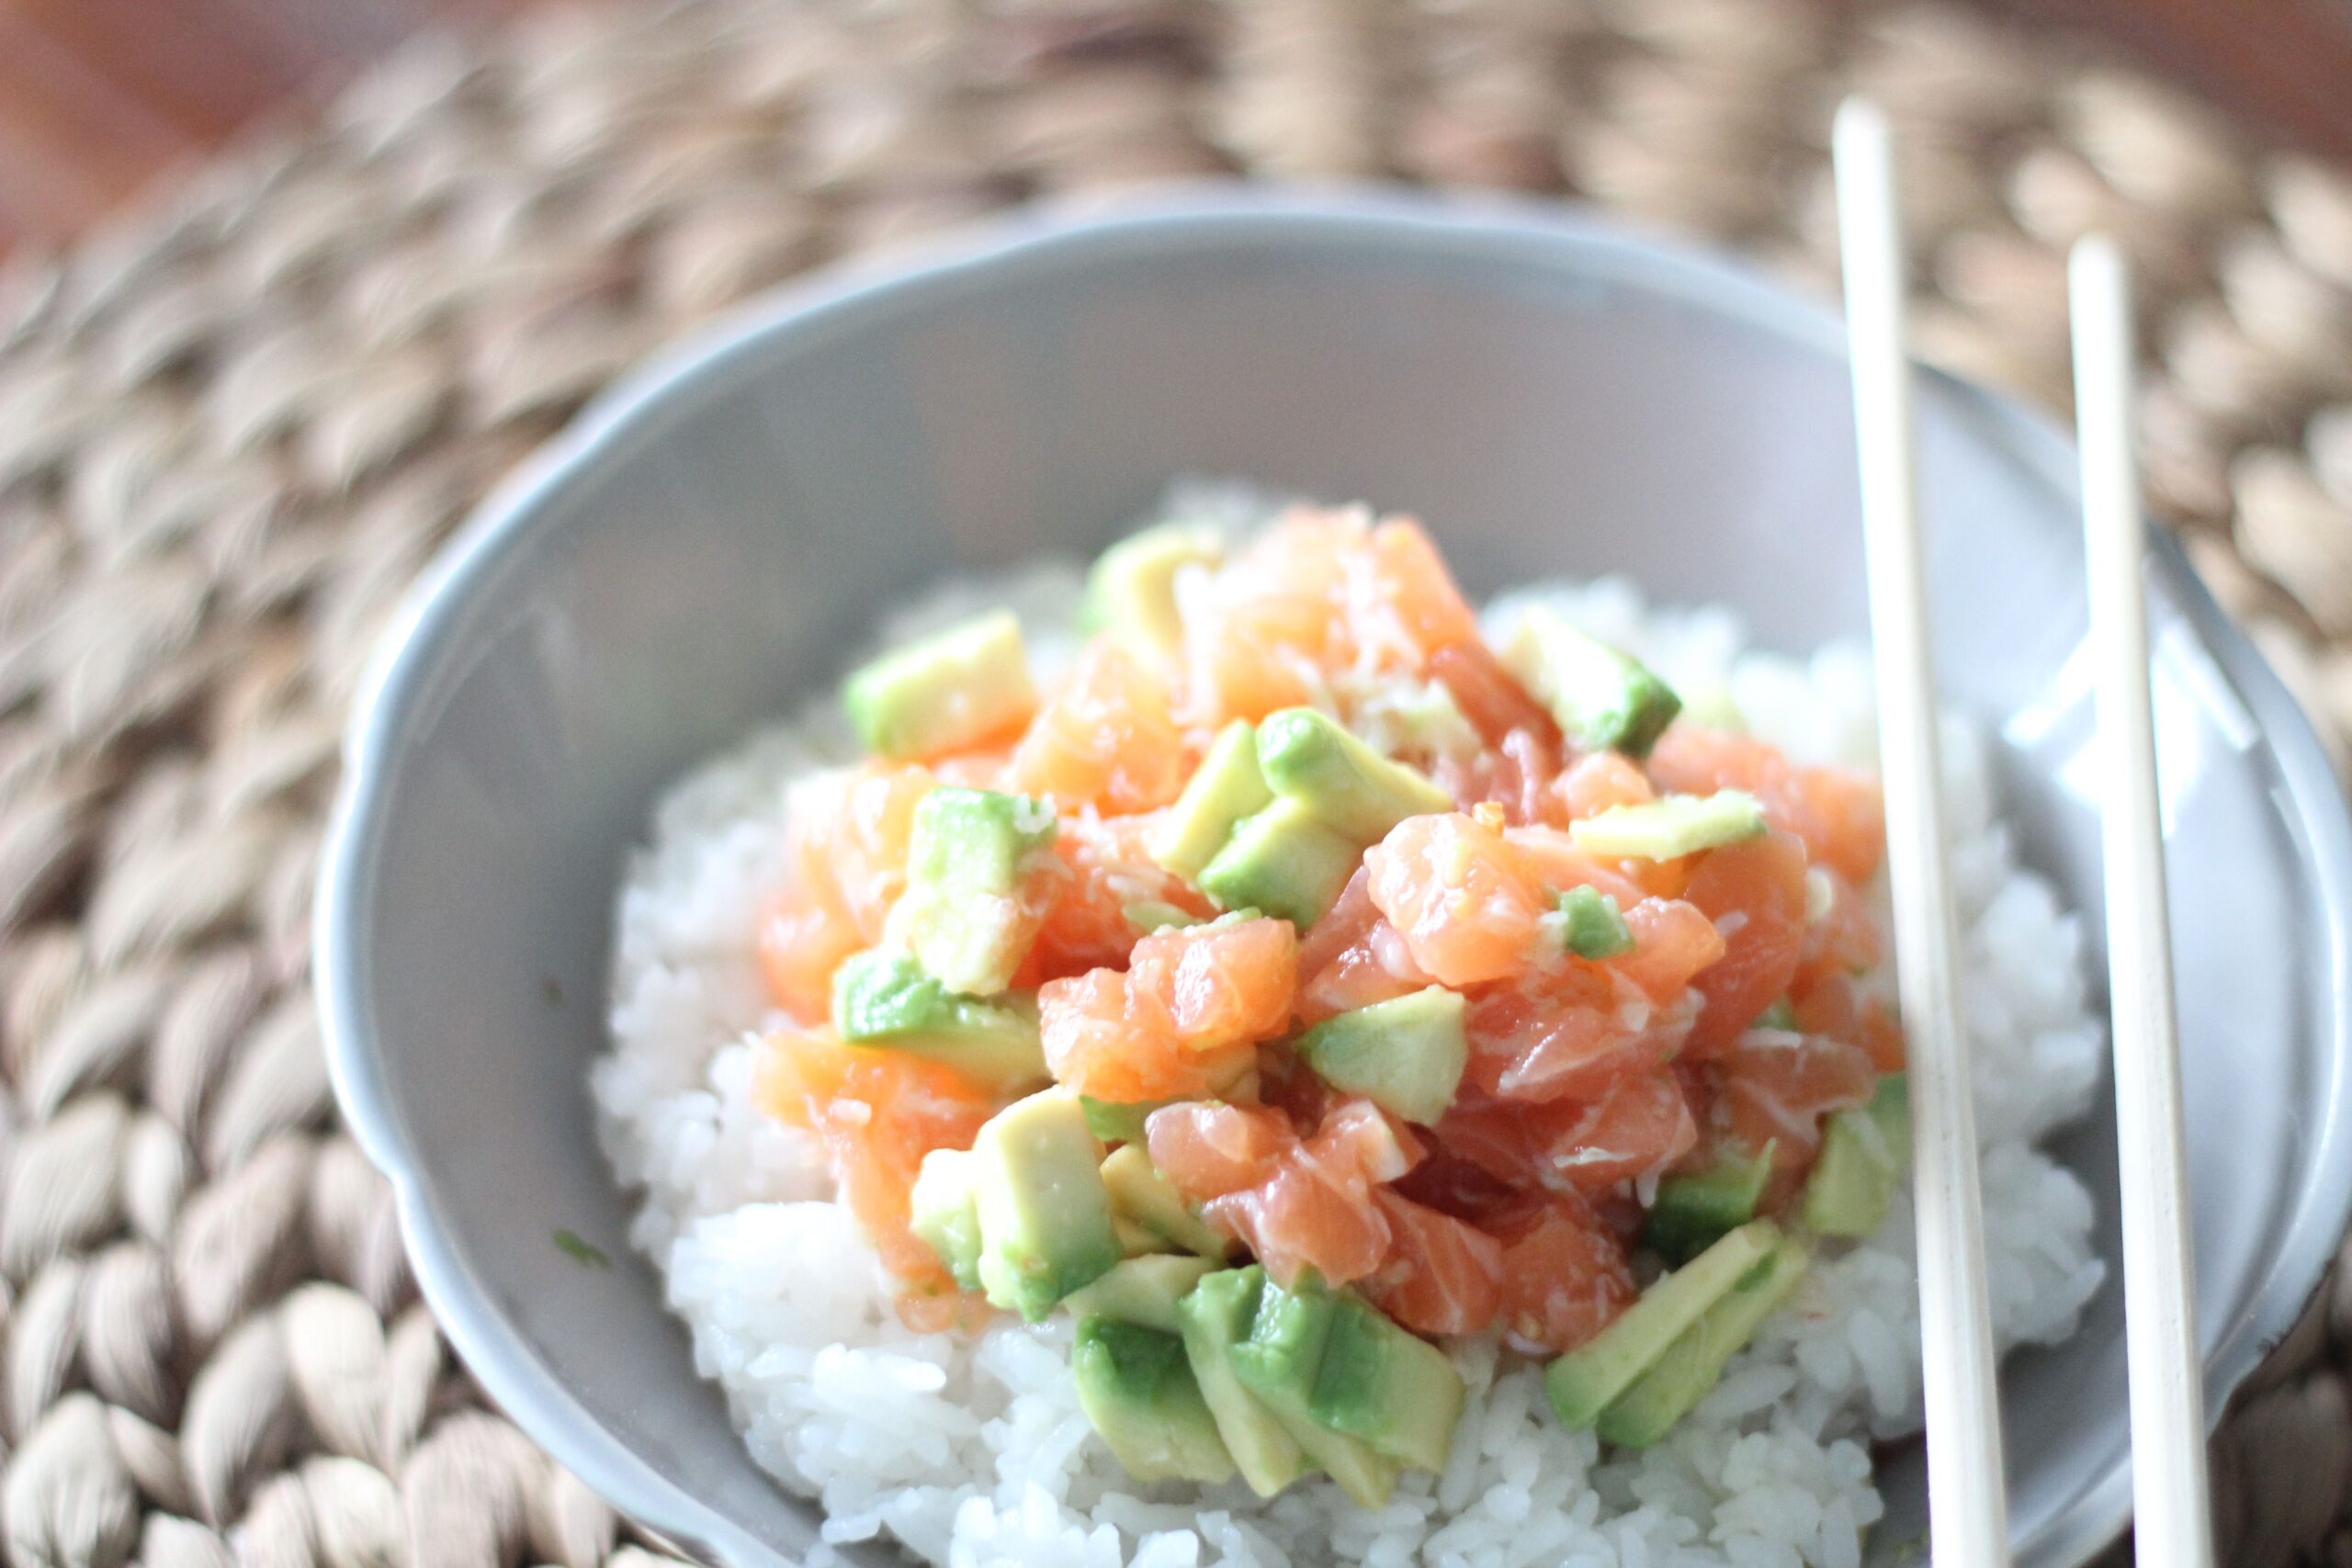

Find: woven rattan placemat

[1,1,2349,1563]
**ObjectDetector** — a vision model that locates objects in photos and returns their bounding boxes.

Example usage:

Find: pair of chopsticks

[1833,99,2212,1567]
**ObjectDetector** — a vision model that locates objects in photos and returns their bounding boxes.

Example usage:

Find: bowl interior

[322,193,2352,1568]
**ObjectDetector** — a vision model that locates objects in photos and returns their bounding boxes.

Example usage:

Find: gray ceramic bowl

[318,187,2352,1568]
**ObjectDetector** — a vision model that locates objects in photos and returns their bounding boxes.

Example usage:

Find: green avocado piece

[1644,1145,1774,1265]
[1085,524,1225,657]
[908,1147,983,1292]
[1150,720,1275,884]
[971,1092,1122,1321]
[1229,1272,1399,1508]
[1101,1143,1235,1261]
[1072,1316,1237,1484]
[889,786,1056,997]
[843,611,1037,761]
[1176,1268,1309,1497]
[1498,606,1682,759]
[1255,708,1453,844]
[1555,885,1635,960]
[1081,1096,1166,1146]
[1295,987,1468,1126]
[1062,1254,1218,1333]
[1308,1294,1465,1472]
[831,951,1050,1093]
[1123,900,1202,936]
[1546,1218,1783,1430]
[1567,791,1768,862]
[1496,611,1683,757]
[1803,1074,1910,1239]
[1197,796,1361,929]
[1594,1235,1810,1449]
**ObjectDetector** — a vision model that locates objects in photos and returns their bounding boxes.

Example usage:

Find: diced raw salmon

[1363,1189,1506,1337]
[1706,1032,1879,1209]
[1038,969,1251,1103]
[1295,868,1437,1025]
[1124,915,1300,1055]
[1491,1193,1637,1354]
[1681,830,1812,1057]
[1013,640,1187,814]
[1430,639,1561,750]
[1646,726,1886,886]
[1365,812,1552,987]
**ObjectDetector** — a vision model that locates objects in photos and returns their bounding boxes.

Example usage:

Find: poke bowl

[316,188,2352,1568]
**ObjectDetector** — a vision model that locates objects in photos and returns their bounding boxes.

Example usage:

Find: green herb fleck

[553,1229,610,1269]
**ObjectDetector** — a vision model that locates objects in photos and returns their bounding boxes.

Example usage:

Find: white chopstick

[2069,234,2216,1568]
[1832,97,2014,1564]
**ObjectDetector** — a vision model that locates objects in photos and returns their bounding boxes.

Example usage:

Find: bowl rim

[315,182,2352,1568]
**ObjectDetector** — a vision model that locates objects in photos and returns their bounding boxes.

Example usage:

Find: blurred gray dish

[315,187,2352,1567]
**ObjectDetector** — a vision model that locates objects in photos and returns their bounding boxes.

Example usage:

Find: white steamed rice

[594,491,2106,1568]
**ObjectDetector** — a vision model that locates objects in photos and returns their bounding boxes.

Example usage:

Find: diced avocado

[844,611,1037,761]
[1082,1096,1166,1146]
[1123,900,1201,935]
[1498,607,1682,759]
[1086,524,1225,657]
[1803,1074,1910,1239]
[1594,1236,1810,1449]
[1223,1279,1401,1504]
[1644,1145,1774,1265]
[1072,1316,1237,1484]
[1114,1213,1165,1256]
[1309,1295,1465,1472]
[1546,1219,1783,1429]
[1567,791,1767,862]
[1678,682,1747,734]
[1255,708,1453,844]
[1102,1143,1234,1261]
[1198,796,1360,929]
[909,1148,983,1292]
[1228,1272,1398,1507]
[1754,998,1798,1032]
[972,1092,1122,1321]
[1555,886,1635,960]
[1177,1268,1309,1496]
[1295,987,1467,1126]
[1150,720,1275,883]
[889,786,1056,997]
[1062,1255,1218,1333]
[831,952,1050,1093]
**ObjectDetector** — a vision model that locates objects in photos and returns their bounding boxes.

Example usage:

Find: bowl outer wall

[316,186,2352,1568]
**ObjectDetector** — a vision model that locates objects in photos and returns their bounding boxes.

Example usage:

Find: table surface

[2,0,2351,261]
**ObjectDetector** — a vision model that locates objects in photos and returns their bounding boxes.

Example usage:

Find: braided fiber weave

[0,0,2349,1563]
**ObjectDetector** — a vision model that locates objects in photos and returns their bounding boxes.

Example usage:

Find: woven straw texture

[0,0,2349,1564]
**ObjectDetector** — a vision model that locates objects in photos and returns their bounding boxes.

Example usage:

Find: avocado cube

[971,1092,1121,1321]
[1554,886,1635,960]
[1072,1317,1237,1484]
[1644,1145,1774,1265]
[1081,1095,1167,1147]
[1255,708,1453,844]
[1085,524,1225,658]
[1061,1254,1218,1333]
[1593,1236,1810,1449]
[1176,1268,1309,1497]
[889,786,1057,998]
[1567,791,1767,862]
[1803,1074,1910,1239]
[1546,1218,1782,1429]
[1295,987,1468,1126]
[1229,1272,1399,1507]
[1498,607,1682,760]
[844,611,1037,761]
[1197,797,1361,930]
[1102,1144,1235,1261]
[1308,1295,1465,1472]
[831,951,1050,1094]
[1121,900,1202,936]
[1150,720,1274,883]
[909,1148,983,1292]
